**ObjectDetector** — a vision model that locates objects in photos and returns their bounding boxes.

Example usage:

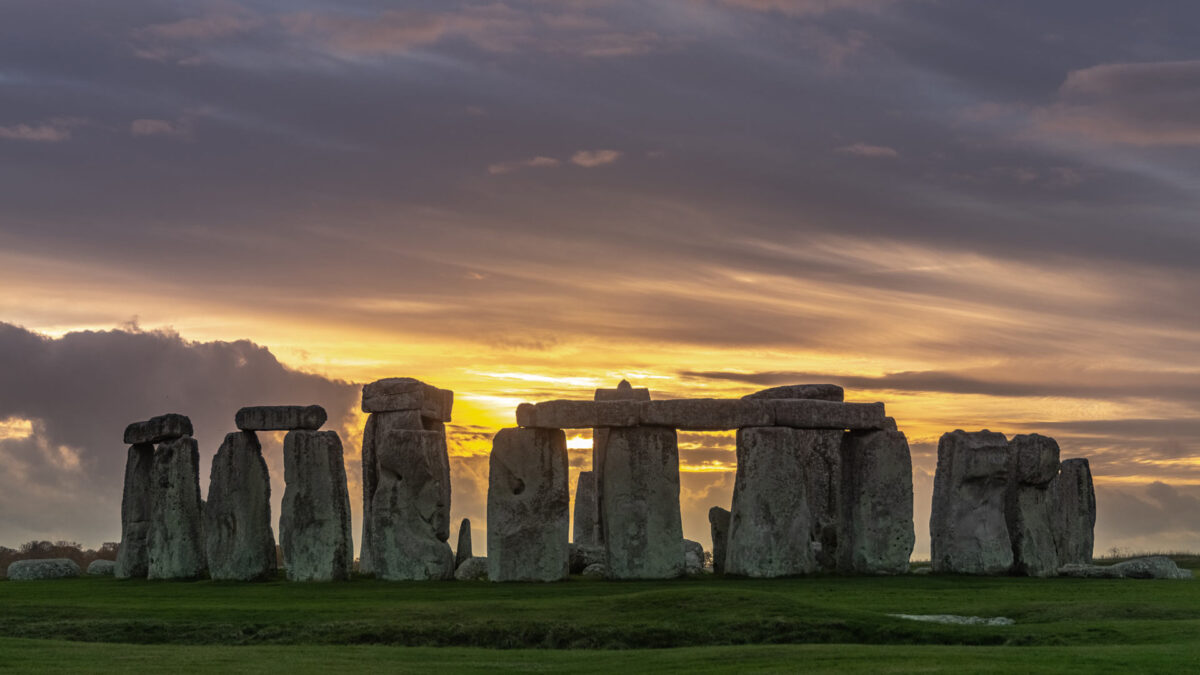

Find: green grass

[1,562,1197,672]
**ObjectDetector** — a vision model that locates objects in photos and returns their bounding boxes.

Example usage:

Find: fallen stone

[568,543,606,574]
[684,539,705,574]
[6,558,81,581]
[123,413,192,445]
[1059,556,1192,580]
[454,556,489,581]
[768,400,887,431]
[639,399,772,431]
[594,379,651,402]
[582,562,607,577]
[838,429,915,575]
[148,436,207,580]
[708,506,731,575]
[1006,434,1060,577]
[601,426,685,579]
[87,559,115,576]
[517,400,640,429]
[455,518,473,571]
[930,430,1012,575]
[359,410,426,576]
[1050,458,1096,565]
[361,378,453,421]
[280,430,353,582]
[235,405,327,431]
[573,470,599,546]
[726,427,836,577]
[115,443,155,579]
[205,431,276,581]
[890,614,1014,626]
[742,384,844,402]
[487,427,570,582]
[370,429,454,581]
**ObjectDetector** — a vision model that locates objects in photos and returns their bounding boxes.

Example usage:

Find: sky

[2,0,1199,559]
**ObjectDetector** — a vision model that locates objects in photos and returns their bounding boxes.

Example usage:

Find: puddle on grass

[888,614,1015,626]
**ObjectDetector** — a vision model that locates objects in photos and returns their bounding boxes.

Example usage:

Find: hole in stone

[512,478,525,495]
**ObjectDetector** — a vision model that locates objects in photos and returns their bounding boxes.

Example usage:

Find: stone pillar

[369,428,454,580]
[572,470,598,546]
[591,380,650,549]
[1050,458,1096,565]
[114,443,154,579]
[601,425,684,579]
[455,518,472,570]
[1006,434,1061,577]
[280,430,353,581]
[147,435,207,580]
[726,427,840,577]
[930,430,1012,574]
[205,431,276,581]
[708,506,731,575]
[487,427,570,582]
[838,429,915,574]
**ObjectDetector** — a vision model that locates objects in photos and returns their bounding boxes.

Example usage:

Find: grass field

[1,558,1197,673]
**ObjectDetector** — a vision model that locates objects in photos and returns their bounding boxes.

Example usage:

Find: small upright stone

[838,429,915,574]
[1050,458,1096,565]
[205,431,276,581]
[708,506,731,575]
[601,426,685,579]
[280,430,353,581]
[123,413,192,445]
[742,384,844,402]
[369,429,454,581]
[683,539,705,574]
[594,379,651,402]
[147,436,207,580]
[114,443,154,579]
[487,427,570,582]
[572,471,599,546]
[930,430,1012,575]
[455,519,473,570]
[235,405,327,431]
[1006,434,1061,577]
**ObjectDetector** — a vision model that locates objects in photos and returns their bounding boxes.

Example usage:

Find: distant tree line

[0,541,118,577]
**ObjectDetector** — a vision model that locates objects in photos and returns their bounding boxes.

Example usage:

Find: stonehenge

[1006,434,1061,577]
[148,435,207,580]
[369,428,454,580]
[708,506,730,575]
[931,430,1013,575]
[600,425,685,579]
[590,381,649,549]
[572,471,598,547]
[280,430,353,581]
[235,405,327,431]
[1051,458,1096,565]
[487,427,570,582]
[838,429,915,575]
[205,431,276,581]
[114,442,155,578]
[6,559,81,581]
[455,518,473,570]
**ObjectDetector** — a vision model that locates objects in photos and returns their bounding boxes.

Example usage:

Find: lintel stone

[516,398,886,431]
[236,405,327,431]
[361,377,453,421]
[123,413,193,445]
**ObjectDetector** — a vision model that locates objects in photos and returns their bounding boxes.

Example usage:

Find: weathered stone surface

[838,430,915,575]
[361,377,453,421]
[370,429,454,581]
[582,562,607,577]
[454,556,489,581]
[1006,434,1060,577]
[487,427,570,582]
[568,543,606,574]
[601,426,685,579]
[147,436,207,580]
[727,428,839,577]
[742,384,844,402]
[123,413,192,445]
[768,400,886,431]
[517,400,640,429]
[882,417,898,432]
[1059,557,1193,580]
[930,430,1012,575]
[6,558,81,581]
[572,470,598,546]
[684,539,705,574]
[280,430,353,582]
[594,379,651,402]
[359,410,425,575]
[804,429,843,570]
[1050,458,1096,566]
[205,431,276,581]
[708,506,731,575]
[455,518,473,570]
[235,405,326,431]
[115,443,154,579]
[639,399,773,431]
[87,559,115,576]
[591,383,650,551]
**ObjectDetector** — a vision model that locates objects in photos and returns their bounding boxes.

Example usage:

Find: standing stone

[487,427,570,582]
[930,430,1012,575]
[1050,458,1096,565]
[369,429,454,581]
[455,518,473,570]
[359,409,424,575]
[573,471,598,546]
[727,428,839,577]
[147,436,207,580]
[708,506,731,575]
[1006,434,1061,577]
[601,426,684,579]
[683,539,705,574]
[279,430,353,581]
[205,431,276,581]
[114,443,154,579]
[838,429,915,574]
[592,381,651,550]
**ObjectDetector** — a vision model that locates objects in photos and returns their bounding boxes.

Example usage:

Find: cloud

[487,155,562,175]
[0,118,84,142]
[1033,60,1200,146]
[131,118,191,138]
[570,149,622,167]
[0,323,359,548]
[715,0,907,16]
[836,142,899,158]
